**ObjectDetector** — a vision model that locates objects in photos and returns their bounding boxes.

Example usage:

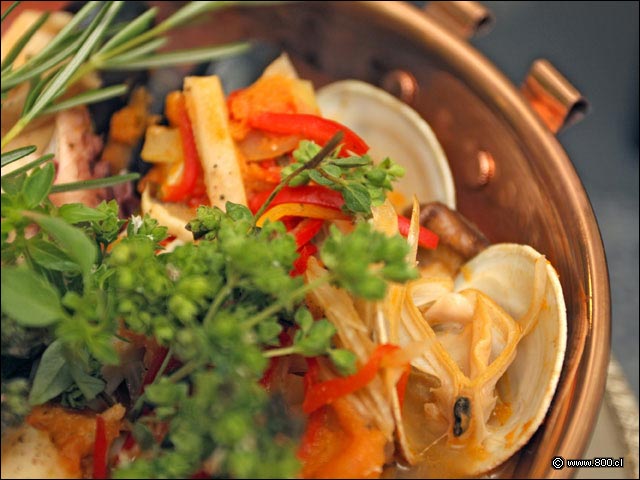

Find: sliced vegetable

[228,72,319,140]
[250,185,439,249]
[298,397,387,479]
[302,344,401,414]
[249,113,369,157]
[256,203,349,228]
[242,158,284,195]
[159,92,201,203]
[92,416,107,480]
[237,130,301,162]
[290,218,325,247]
[249,185,344,214]
[184,75,247,208]
[140,125,184,164]
[292,243,318,277]
[397,214,439,250]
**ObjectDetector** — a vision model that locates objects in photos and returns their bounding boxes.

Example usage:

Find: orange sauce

[492,401,513,426]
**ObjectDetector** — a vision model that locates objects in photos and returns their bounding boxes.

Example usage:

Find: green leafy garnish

[1,4,417,474]
[321,222,419,298]
[281,139,405,217]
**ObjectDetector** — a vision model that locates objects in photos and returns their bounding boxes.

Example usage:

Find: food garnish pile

[1,2,567,479]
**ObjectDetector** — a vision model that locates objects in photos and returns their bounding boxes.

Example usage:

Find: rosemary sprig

[1,1,251,149]
[50,173,140,194]
[1,2,20,23]
[1,144,139,194]
[2,153,54,178]
[41,84,128,115]
[1,145,36,168]
[0,11,49,71]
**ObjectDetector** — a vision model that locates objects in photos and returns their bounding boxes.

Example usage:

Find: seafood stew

[1,3,572,479]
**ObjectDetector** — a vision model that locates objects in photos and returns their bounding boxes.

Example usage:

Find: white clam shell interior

[453,243,567,473]
[317,80,456,209]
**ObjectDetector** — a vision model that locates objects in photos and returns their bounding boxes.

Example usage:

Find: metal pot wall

[155,1,611,477]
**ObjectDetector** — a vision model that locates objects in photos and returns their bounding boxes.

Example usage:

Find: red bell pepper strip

[92,416,108,479]
[292,243,318,277]
[397,214,439,250]
[290,218,325,247]
[249,185,345,214]
[161,94,202,203]
[249,113,369,157]
[259,357,279,390]
[302,344,401,414]
[260,331,294,389]
[122,431,136,452]
[250,185,438,249]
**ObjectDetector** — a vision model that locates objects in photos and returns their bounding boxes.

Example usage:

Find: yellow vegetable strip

[256,202,350,227]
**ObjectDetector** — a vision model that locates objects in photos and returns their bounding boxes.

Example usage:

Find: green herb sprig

[281,139,406,217]
[1,169,416,477]
[1,1,251,149]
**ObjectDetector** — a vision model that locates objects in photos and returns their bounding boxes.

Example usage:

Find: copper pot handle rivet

[380,69,419,105]
[521,59,590,134]
[422,1,495,39]
[464,150,496,189]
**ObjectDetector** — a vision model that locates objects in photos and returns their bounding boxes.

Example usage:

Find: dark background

[453,1,639,397]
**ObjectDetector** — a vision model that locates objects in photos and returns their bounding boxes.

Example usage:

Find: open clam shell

[390,243,567,477]
[316,80,456,210]
[451,243,567,474]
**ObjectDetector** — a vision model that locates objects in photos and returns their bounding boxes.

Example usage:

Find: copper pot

[158,1,611,477]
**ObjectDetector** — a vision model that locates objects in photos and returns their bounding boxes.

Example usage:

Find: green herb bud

[211,410,251,444]
[110,243,131,265]
[177,275,210,302]
[169,294,198,324]
[328,348,357,376]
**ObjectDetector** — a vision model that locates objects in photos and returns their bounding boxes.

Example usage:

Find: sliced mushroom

[411,201,490,260]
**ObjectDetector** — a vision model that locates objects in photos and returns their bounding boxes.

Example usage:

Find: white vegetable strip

[183,75,246,209]
[305,258,396,440]
[141,186,194,242]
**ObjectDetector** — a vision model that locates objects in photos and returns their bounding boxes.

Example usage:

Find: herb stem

[167,360,201,383]
[253,131,344,222]
[49,173,140,193]
[155,347,175,381]
[263,346,297,358]
[244,275,331,329]
[1,117,28,149]
[129,347,178,418]
[317,167,348,186]
[2,154,53,177]
[87,1,232,70]
[203,275,237,326]
[1,2,20,23]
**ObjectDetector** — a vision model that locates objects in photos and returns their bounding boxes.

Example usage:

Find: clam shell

[451,243,567,474]
[316,80,456,210]
[391,243,567,477]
